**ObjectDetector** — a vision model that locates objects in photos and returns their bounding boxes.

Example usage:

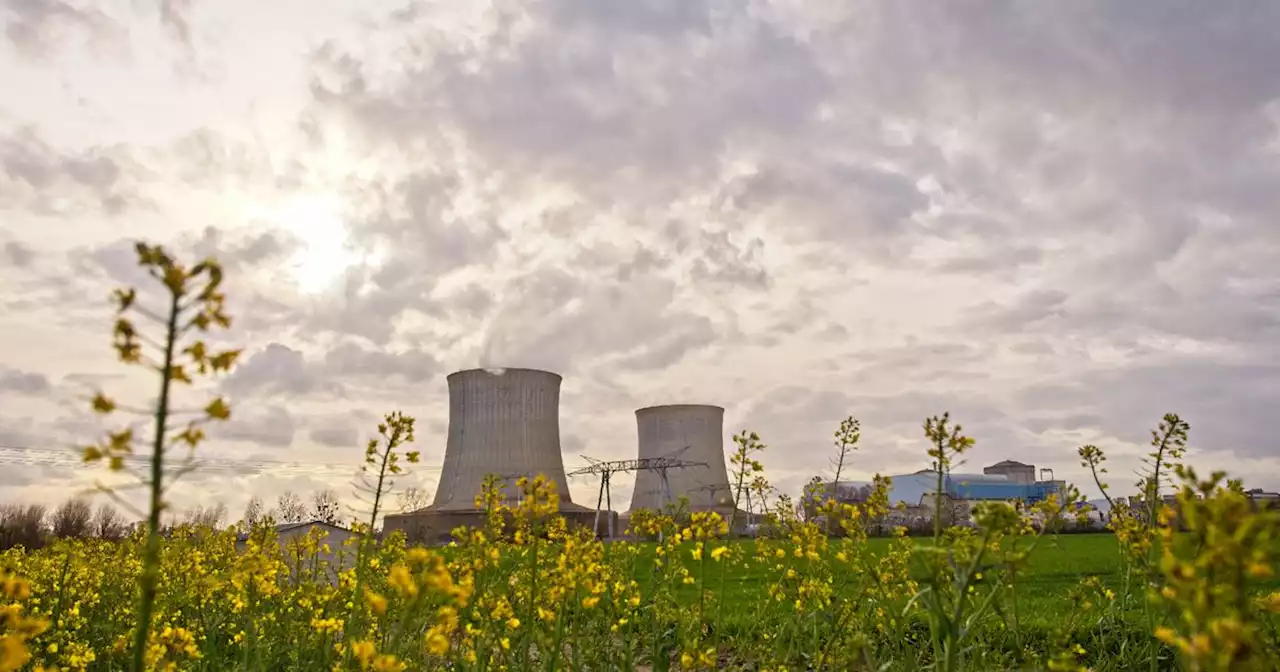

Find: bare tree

[184,503,227,529]
[397,486,430,513]
[243,495,264,528]
[311,489,342,525]
[51,498,94,539]
[93,503,127,540]
[801,476,826,523]
[826,416,862,535]
[0,504,48,549]
[274,491,306,523]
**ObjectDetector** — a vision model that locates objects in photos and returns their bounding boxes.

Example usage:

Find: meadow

[0,241,1277,672]
[631,534,1156,627]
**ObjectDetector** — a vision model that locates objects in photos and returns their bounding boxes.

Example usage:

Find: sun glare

[276,195,357,294]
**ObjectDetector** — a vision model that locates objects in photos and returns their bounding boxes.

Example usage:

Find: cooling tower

[628,404,734,512]
[384,366,598,544]
[431,367,577,509]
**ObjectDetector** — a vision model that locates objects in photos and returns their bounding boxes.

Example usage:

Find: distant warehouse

[821,460,1068,509]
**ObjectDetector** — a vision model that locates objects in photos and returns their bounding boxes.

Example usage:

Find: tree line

[0,485,434,550]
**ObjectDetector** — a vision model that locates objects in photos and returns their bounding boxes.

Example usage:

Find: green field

[621,533,1279,628]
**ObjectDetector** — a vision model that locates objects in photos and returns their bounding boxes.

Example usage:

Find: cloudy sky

[2,0,1278,522]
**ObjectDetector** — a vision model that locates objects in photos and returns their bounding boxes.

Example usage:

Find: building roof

[986,460,1033,468]
[235,520,352,542]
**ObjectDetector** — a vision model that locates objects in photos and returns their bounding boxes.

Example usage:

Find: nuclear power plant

[628,404,737,516]
[383,367,596,543]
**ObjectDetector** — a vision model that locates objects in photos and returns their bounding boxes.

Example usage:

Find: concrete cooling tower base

[384,503,607,546]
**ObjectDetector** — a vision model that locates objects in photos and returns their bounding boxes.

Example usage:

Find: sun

[275,195,358,294]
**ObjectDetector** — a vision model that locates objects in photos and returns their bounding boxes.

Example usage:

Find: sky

[1,0,1278,523]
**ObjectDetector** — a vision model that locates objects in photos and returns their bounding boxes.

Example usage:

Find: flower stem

[130,289,180,672]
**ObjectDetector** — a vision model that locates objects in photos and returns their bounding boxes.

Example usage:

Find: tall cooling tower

[431,367,578,510]
[628,404,733,512]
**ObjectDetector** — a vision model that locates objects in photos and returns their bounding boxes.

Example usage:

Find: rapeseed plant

[80,242,240,672]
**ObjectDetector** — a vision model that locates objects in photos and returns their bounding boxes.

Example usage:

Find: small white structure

[236,521,356,582]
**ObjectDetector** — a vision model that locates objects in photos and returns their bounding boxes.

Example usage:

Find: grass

[623,533,1280,628]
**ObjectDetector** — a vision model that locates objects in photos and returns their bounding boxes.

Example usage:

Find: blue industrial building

[820,461,1068,509]
[881,469,1064,507]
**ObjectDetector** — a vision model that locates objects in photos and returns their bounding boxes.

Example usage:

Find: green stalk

[1009,538,1022,651]
[523,530,540,670]
[50,549,72,631]
[344,433,393,653]
[1144,432,1172,672]
[130,290,180,672]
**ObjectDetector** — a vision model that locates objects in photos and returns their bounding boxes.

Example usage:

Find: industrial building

[383,367,597,543]
[819,461,1068,510]
[983,459,1036,483]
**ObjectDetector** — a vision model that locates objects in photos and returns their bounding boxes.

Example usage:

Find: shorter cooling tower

[382,367,596,544]
[628,404,735,513]
[432,367,575,509]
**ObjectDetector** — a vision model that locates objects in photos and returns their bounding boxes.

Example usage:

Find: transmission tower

[567,448,707,540]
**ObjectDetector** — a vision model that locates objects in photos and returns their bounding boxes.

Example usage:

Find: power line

[0,444,445,477]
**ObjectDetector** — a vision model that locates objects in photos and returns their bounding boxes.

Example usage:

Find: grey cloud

[726,163,928,245]
[309,423,358,449]
[674,227,770,290]
[159,0,192,49]
[1019,357,1280,461]
[221,405,297,448]
[0,366,50,394]
[189,226,297,270]
[613,315,716,372]
[2,0,117,56]
[223,343,332,398]
[1022,413,1105,435]
[223,340,441,401]
[0,416,40,448]
[3,241,34,267]
[0,128,139,214]
[322,341,439,383]
[309,0,832,210]
[562,433,586,455]
[303,407,378,448]
[841,391,1010,431]
[967,290,1070,332]
[478,267,723,375]
[438,283,495,321]
[842,341,994,388]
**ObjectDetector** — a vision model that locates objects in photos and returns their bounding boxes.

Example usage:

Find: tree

[94,503,126,540]
[397,486,430,513]
[51,498,94,539]
[728,430,767,534]
[275,491,306,523]
[311,489,342,525]
[0,504,47,550]
[242,495,264,528]
[184,503,227,529]
[827,416,861,534]
[801,476,826,523]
